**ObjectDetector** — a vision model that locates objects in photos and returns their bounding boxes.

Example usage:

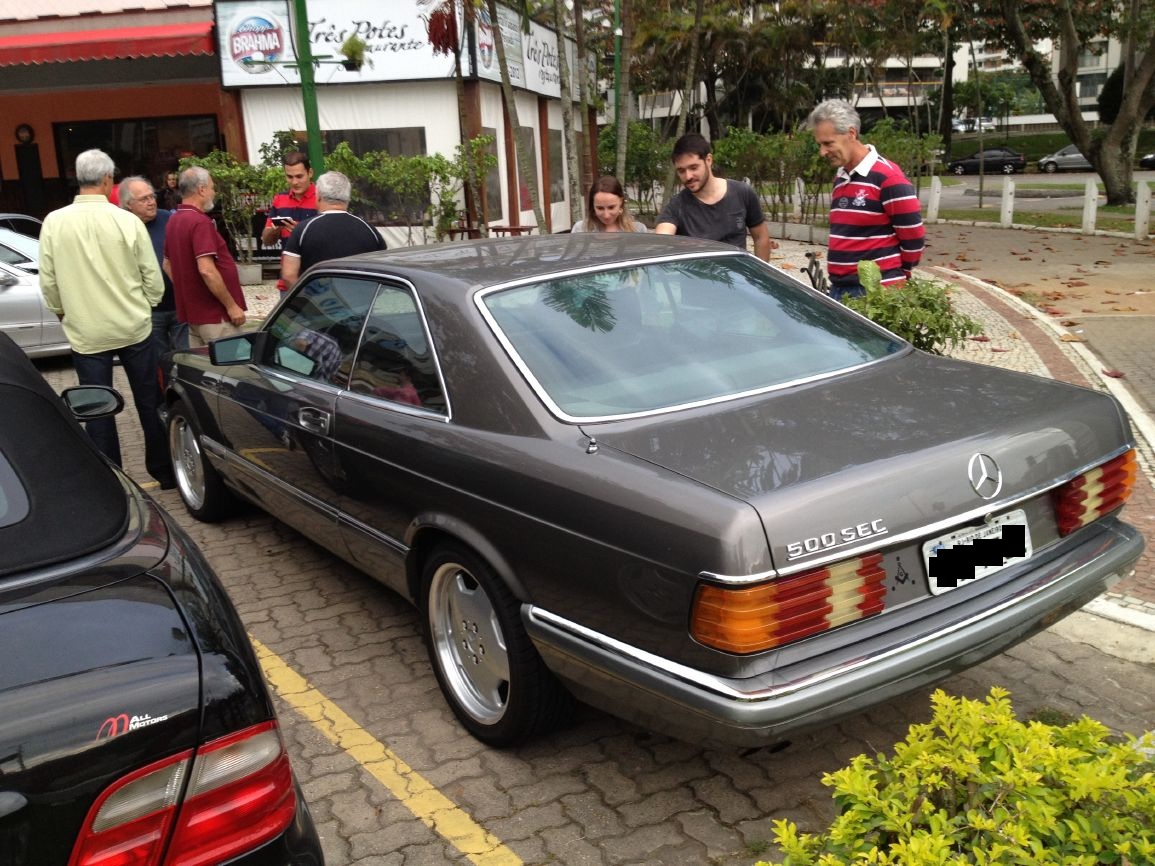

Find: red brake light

[68,722,296,866]
[692,553,887,654]
[1053,450,1137,536]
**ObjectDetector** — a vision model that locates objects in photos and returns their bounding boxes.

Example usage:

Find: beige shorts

[189,321,245,348]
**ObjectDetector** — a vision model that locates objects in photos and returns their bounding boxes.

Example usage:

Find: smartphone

[271,216,293,226]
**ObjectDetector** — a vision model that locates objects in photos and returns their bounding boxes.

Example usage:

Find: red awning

[0,21,214,67]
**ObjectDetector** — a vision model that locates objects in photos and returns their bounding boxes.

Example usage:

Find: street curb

[932,267,1155,460]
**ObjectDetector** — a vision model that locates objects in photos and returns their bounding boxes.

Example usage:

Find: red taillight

[1053,450,1137,536]
[691,553,887,654]
[69,722,296,866]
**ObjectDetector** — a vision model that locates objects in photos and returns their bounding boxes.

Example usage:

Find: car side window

[263,276,377,387]
[350,284,446,414]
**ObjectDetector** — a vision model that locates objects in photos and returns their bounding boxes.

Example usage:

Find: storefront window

[54,116,219,189]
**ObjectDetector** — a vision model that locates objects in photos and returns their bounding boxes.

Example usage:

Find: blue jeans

[71,337,172,484]
[151,308,189,387]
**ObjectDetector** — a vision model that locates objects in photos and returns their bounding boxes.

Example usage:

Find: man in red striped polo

[806,99,925,301]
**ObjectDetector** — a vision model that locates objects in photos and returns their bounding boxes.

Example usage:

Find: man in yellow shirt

[40,148,172,488]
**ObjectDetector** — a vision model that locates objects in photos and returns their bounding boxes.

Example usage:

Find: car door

[333,280,452,597]
[212,273,378,555]
[0,262,46,351]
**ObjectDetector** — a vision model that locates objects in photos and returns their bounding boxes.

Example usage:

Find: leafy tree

[596,121,667,212]
[980,0,1155,204]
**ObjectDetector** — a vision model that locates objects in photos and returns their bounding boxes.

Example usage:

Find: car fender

[165,377,226,448]
[404,513,530,603]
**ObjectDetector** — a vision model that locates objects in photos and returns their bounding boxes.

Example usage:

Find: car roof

[0,333,128,577]
[319,233,743,293]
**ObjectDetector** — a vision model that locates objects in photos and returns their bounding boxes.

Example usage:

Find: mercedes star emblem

[967,453,1003,500]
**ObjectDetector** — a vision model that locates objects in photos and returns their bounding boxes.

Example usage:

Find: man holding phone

[261,151,317,290]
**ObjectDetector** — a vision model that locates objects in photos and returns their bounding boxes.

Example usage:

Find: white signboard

[217,0,456,87]
[218,0,581,98]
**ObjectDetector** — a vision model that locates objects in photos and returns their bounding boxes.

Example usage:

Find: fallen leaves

[968,335,992,342]
[1059,334,1085,342]
[1102,368,1126,378]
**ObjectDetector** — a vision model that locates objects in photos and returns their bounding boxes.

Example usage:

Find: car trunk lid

[586,353,1130,573]
[0,571,202,866]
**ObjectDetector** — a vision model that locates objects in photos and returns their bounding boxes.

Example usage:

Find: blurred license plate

[923,509,1032,595]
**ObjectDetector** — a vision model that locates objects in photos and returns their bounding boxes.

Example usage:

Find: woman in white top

[571,176,649,233]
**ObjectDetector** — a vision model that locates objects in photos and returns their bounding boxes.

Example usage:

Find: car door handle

[297,407,331,436]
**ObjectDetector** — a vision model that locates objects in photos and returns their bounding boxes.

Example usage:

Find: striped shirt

[828,145,924,290]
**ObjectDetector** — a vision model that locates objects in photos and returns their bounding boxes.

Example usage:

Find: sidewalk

[767,228,1155,636]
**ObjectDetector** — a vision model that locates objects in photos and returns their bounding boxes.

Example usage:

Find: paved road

[31,233,1155,864]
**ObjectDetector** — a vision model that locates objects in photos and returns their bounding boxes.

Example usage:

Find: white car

[0,249,68,358]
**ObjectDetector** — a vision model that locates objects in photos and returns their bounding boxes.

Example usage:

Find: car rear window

[481,255,902,420]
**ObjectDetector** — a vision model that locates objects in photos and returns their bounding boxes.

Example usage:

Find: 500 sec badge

[786,519,888,560]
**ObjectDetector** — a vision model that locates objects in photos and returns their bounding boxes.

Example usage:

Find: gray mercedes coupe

[165,234,1143,748]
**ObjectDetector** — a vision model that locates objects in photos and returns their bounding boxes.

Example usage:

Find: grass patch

[934,207,1139,233]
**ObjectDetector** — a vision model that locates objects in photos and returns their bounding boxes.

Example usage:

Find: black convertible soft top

[0,334,129,577]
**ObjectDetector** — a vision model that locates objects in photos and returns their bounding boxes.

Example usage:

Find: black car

[0,333,323,865]
[1140,153,1155,170]
[947,147,1027,175]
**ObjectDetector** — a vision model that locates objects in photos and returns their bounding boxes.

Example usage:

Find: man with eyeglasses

[39,149,173,489]
[120,176,188,365]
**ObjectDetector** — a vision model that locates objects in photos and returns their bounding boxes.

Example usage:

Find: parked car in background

[0,226,39,272]
[165,234,1142,749]
[948,147,1027,175]
[0,258,68,357]
[1038,144,1094,173]
[1140,153,1155,169]
[0,332,324,866]
[951,117,996,133]
[0,212,41,238]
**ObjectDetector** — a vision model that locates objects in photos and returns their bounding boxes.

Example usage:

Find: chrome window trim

[473,251,904,425]
[263,269,454,421]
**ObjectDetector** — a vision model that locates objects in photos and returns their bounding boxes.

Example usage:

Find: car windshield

[481,255,902,421]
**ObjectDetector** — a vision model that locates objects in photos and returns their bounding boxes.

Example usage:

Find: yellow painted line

[252,638,522,866]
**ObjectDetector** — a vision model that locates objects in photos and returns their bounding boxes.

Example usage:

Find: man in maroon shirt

[163,167,247,347]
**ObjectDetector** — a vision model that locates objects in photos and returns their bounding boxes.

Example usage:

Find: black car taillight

[68,721,296,866]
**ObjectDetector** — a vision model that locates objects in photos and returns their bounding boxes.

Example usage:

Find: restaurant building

[0,0,585,233]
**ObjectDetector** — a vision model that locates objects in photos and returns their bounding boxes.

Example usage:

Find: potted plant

[340,34,369,71]
[180,150,281,283]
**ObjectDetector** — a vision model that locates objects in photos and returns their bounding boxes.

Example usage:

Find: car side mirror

[61,385,124,420]
[0,271,17,288]
[209,332,266,365]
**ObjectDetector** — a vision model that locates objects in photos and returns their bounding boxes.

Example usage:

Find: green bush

[845,260,981,354]
[759,687,1155,866]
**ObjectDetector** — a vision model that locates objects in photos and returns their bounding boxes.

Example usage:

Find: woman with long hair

[571,176,648,233]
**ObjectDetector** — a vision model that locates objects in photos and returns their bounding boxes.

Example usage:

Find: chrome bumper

[524,520,1143,747]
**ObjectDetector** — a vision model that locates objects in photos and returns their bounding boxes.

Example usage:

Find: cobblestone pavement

[31,235,1155,866]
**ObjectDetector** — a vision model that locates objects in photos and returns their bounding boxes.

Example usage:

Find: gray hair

[805,99,861,135]
[118,176,153,209]
[315,171,352,205]
[178,166,211,198]
[75,149,116,186]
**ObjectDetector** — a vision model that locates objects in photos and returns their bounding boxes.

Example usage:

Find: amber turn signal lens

[691,553,886,654]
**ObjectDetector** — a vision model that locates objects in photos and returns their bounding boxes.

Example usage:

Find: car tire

[952,164,965,176]
[1043,162,1058,173]
[422,542,572,746]
[168,400,234,522]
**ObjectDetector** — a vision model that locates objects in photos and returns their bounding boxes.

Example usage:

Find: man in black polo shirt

[280,170,386,290]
